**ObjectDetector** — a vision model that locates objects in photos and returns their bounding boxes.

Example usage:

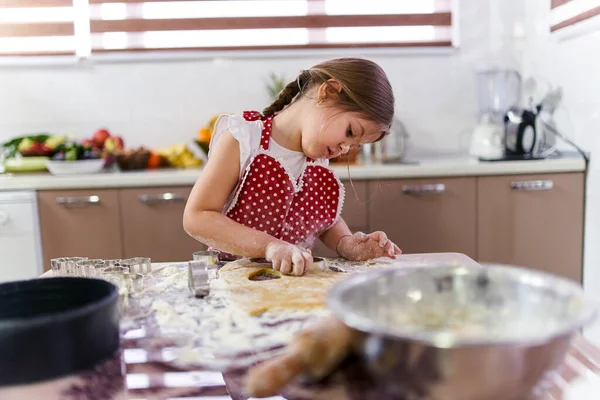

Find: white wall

[522,1,600,346]
[0,0,511,154]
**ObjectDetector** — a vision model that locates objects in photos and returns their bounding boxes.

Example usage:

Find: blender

[469,67,521,160]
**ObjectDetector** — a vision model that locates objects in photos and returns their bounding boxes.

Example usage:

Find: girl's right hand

[266,241,313,276]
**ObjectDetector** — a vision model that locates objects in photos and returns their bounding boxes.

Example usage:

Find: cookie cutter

[188,260,210,298]
[120,257,152,275]
[193,250,219,264]
[50,257,88,276]
[76,259,105,278]
[121,273,144,294]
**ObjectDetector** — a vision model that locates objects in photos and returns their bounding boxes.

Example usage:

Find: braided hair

[262,70,312,117]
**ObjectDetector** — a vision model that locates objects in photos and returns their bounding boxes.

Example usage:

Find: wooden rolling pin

[244,316,353,398]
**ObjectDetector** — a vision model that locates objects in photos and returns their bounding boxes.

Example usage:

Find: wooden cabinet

[36,172,585,279]
[119,187,206,262]
[367,178,477,258]
[38,189,123,270]
[311,181,369,258]
[477,173,585,283]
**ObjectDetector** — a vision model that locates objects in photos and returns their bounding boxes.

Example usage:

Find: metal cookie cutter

[188,260,210,298]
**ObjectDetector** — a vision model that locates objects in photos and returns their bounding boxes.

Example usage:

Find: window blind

[1,0,454,57]
[88,0,453,53]
[0,0,76,56]
[551,0,600,32]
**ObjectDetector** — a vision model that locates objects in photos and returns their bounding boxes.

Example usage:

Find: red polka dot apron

[215,111,345,260]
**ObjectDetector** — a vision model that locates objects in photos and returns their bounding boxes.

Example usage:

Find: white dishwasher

[0,190,44,282]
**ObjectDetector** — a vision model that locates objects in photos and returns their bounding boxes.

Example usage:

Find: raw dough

[215,259,348,316]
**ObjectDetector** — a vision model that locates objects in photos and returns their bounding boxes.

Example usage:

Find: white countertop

[0,153,586,191]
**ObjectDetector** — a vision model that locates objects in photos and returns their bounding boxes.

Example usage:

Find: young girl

[183,57,401,276]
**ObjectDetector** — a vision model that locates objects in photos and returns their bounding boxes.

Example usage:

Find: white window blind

[1,0,454,57]
[0,0,76,56]
[551,0,600,32]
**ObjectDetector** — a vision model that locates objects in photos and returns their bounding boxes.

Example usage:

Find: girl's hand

[266,240,313,276]
[337,231,401,261]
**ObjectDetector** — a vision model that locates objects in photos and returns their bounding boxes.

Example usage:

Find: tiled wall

[0,0,509,154]
[522,1,600,346]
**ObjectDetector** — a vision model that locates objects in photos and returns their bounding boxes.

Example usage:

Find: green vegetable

[1,134,52,158]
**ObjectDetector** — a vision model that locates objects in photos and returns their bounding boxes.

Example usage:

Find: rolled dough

[215,259,348,316]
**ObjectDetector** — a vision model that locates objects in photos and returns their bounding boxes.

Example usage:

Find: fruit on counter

[79,128,124,168]
[104,136,124,152]
[0,134,68,158]
[157,143,202,168]
[93,129,111,147]
[196,114,222,144]
[18,138,52,157]
[147,151,168,169]
[115,147,151,171]
[45,135,67,150]
[52,142,102,161]
[80,138,98,150]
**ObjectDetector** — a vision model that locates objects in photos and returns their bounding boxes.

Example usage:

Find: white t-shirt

[209,114,329,181]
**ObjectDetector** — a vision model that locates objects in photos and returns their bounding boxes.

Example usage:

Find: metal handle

[139,193,186,205]
[511,180,554,191]
[56,195,100,207]
[402,184,446,196]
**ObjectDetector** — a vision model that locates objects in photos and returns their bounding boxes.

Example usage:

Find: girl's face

[301,107,383,160]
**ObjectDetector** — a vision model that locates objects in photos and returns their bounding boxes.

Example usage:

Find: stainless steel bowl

[327,264,596,400]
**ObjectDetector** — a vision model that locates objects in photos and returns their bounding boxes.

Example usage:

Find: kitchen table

[41,253,600,400]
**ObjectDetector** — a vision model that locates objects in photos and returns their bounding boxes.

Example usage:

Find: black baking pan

[0,277,120,386]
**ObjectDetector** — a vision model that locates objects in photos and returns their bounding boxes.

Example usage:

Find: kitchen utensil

[188,260,210,298]
[327,264,597,400]
[504,106,538,154]
[374,118,408,163]
[193,250,220,265]
[76,259,105,278]
[50,257,88,276]
[46,159,105,176]
[120,257,152,275]
[0,277,123,398]
[122,272,144,294]
[469,67,521,159]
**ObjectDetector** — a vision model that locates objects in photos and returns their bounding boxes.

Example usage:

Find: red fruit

[81,139,94,148]
[93,129,111,148]
[104,136,124,153]
[39,144,53,155]
[30,142,44,156]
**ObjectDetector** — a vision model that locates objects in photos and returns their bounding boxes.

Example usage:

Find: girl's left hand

[337,231,402,261]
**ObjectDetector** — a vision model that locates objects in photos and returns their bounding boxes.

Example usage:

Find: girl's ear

[317,79,342,104]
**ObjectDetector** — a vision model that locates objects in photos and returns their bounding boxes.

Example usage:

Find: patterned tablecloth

[43,253,600,400]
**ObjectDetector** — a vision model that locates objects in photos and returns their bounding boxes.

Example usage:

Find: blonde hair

[262,57,395,139]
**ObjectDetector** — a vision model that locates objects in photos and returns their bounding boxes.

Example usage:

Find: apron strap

[242,110,314,160]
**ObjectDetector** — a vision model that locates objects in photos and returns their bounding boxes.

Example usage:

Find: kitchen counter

[0,152,586,191]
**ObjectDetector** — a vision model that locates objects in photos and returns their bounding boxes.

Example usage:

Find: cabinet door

[368,178,477,258]
[38,189,123,270]
[477,173,584,283]
[119,187,205,262]
[310,180,368,258]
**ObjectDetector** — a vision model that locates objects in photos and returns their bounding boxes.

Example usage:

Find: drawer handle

[139,193,186,205]
[511,180,553,191]
[402,184,446,196]
[56,195,100,207]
